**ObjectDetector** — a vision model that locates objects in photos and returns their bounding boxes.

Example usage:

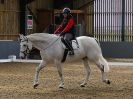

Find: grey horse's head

[19,34,32,59]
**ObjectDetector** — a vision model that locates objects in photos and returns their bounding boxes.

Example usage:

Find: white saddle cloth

[72,40,79,50]
[62,40,79,50]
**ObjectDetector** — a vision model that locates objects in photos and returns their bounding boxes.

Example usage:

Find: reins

[42,36,61,50]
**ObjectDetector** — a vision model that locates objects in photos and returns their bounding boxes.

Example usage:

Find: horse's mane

[27,33,58,42]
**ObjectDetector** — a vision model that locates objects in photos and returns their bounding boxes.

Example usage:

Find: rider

[54,7,75,55]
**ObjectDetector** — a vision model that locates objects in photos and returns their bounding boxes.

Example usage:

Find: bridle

[20,38,30,56]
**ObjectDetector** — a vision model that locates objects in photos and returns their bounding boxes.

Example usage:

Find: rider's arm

[54,25,62,34]
[62,18,74,33]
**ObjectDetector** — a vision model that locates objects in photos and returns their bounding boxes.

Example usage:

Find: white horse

[19,33,110,89]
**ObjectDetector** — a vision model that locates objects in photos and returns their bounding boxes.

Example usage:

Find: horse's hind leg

[33,60,46,89]
[80,58,91,87]
[95,56,111,84]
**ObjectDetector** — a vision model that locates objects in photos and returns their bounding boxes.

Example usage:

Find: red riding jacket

[54,17,75,35]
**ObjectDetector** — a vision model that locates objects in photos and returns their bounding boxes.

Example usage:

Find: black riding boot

[65,40,74,55]
[61,38,74,55]
[69,41,74,55]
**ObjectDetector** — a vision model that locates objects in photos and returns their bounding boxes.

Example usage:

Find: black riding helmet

[62,7,71,14]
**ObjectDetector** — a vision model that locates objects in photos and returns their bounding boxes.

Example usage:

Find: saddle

[61,38,79,63]
[61,39,79,50]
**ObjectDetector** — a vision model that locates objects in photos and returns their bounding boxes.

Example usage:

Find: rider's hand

[54,34,59,36]
[59,32,64,36]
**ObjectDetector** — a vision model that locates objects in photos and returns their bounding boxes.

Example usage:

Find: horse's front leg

[33,60,46,89]
[55,60,64,89]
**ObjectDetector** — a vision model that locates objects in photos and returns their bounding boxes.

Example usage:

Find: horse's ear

[19,34,24,38]
[19,34,28,41]
[19,34,24,40]
[19,34,22,42]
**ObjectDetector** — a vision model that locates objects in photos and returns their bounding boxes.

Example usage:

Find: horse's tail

[99,55,110,72]
[94,38,102,52]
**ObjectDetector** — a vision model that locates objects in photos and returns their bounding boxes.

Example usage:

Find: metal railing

[93,0,133,42]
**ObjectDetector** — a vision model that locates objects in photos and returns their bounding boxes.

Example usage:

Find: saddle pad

[72,40,79,50]
[62,40,79,50]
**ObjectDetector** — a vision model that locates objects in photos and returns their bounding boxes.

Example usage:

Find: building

[0,0,133,58]
[0,0,94,40]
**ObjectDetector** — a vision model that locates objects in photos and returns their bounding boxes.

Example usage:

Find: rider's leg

[65,40,74,55]
[61,38,73,53]
[64,33,74,55]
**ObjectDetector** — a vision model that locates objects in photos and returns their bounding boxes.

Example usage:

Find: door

[36,9,52,33]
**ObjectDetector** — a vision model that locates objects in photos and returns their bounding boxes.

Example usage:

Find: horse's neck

[29,36,59,51]
[30,41,47,51]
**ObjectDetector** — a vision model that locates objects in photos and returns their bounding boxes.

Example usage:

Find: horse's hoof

[107,80,111,84]
[104,80,111,85]
[33,84,39,89]
[80,83,87,87]
[59,86,64,89]
[59,86,64,91]
[80,85,85,87]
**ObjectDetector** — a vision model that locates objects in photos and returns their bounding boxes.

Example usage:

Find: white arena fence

[0,55,41,63]
[0,59,42,63]
[0,55,133,66]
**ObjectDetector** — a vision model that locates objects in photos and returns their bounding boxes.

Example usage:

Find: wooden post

[121,0,125,41]
[19,0,27,36]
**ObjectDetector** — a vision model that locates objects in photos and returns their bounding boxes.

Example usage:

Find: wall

[1,41,133,59]
[0,0,19,40]
[73,0,92,9]
[0,0,53,40]
[26,0,53,35]
[73,0,94,36]
[100,42,133,58]
[0,41,19,59]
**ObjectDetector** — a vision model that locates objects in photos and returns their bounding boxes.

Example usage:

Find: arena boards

[0,58,133,66]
